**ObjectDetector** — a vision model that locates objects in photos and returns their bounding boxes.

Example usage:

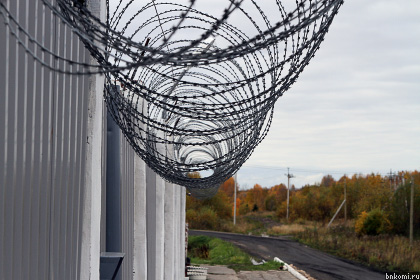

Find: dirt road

[190,230,385,280]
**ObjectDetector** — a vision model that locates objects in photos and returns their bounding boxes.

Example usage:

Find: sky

[237,0,420,189]
[109,0,420,189]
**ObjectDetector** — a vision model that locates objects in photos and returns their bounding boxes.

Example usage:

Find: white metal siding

[0,0,90,279]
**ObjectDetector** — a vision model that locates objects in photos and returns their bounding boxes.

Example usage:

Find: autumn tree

[389,172,420,235]
[245,184,267,211]
[353,173,393,215]
[263,184,287,211]
[321,174,335,187]
[186,172,233,230]
[219,177,235,198]
[264,194,277,211]
[283,185,335,221]
[187,170,420,235]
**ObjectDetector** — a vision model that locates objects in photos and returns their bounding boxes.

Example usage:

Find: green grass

[188,235,283,272]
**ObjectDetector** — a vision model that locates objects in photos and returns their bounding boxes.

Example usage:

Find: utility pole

[285,168,295,222]
[387,169,396,191]
[344,175,347,222]
[234,173,237,225]
[410,176,414,247]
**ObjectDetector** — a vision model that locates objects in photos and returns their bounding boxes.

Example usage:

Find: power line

[241,164,398,177]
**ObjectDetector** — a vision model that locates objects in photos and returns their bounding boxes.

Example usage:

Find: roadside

[187,234,308,279]
[190,230,385,280]
[201,265,299,280]
[187,234,283,272]
[189,210,420,273]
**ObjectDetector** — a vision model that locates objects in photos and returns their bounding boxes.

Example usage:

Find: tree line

[186,171,420,236]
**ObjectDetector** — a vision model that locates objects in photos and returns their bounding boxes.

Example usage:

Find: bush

[355,211,368,235]
[355,209,391,236]
[264,194,277,211]
[239,203,250,215]
[186,207,220,230]
[276,201,287,220]
[252,204,259,212]
[186,190,232,220]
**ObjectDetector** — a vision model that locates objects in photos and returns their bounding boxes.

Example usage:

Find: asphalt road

[190,230,386,280]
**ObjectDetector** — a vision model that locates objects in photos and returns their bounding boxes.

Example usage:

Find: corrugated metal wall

[1,1,188,279]
[120,131,135,280]
[0,0,90,279]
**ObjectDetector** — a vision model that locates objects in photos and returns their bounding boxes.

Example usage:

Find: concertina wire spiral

[0,0,343,198]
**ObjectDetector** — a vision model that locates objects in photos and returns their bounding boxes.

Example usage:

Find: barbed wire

[0,0,344,197]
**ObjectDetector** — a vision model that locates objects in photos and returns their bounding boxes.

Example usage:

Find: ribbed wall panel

[121,136,135,280]
[0,0,90,279]
[0,1,7,278]
[1,1,188,279]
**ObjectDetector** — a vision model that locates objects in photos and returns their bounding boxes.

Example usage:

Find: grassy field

[261,218,420,272]
[188,235,284,272]
[293,221,420,273]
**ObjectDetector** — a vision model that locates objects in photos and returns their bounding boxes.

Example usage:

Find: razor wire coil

[0,0,344,198]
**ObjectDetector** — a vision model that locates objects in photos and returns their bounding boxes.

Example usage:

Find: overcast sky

[237,0,420,189]
[110,0,420,189]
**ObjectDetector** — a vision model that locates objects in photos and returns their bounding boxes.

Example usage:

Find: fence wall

[0,0,92,279]
[101,108,187,280]
[0,1,187,279]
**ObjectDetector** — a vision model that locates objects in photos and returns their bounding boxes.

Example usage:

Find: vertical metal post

[410,176,414,247]
[285,168,294,221]
[344,176,347,222]
[106,86,122,280]
[234,173,237,225]
[287,170,290,221]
